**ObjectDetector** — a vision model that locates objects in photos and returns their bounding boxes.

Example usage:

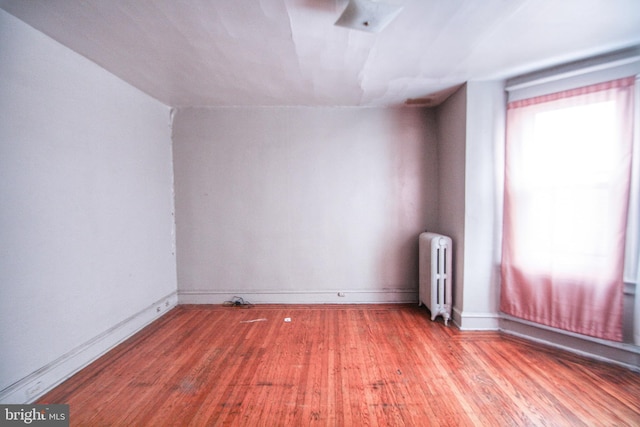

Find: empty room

[1,0,640,425]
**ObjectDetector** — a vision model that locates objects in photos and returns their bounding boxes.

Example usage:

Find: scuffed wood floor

[39,304,640,426]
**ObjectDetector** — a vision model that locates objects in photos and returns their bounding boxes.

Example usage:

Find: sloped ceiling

[1,0,639,107]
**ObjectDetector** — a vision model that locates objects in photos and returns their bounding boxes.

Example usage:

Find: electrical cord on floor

[222,296,254,308]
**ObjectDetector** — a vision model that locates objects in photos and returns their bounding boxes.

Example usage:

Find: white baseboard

[0,291,178,404]
[452,307,500,330]
[500,315,640,372]
[178,289,418,305]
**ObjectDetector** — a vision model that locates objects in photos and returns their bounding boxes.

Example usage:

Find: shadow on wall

[376,107,438,294]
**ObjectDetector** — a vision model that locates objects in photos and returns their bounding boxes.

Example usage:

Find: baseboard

[178,289,418,305]
[500,315,640,372]
[452,308,500,330]
[0,291,179,404]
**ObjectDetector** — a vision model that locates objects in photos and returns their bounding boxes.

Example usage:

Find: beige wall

[435,85,468,322]
[172,107,438,303]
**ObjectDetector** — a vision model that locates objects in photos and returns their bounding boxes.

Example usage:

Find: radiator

[419,232,452,325]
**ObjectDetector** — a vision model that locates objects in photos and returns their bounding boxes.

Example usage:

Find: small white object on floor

[284,317,291,322]
[240,318,267,323]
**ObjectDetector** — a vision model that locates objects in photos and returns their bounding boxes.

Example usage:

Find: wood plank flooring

[38,304,640,426]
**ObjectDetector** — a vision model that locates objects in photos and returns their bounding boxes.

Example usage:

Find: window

[500,77,636,342]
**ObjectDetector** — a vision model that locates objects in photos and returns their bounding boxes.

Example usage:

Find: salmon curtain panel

[500,77,636,341]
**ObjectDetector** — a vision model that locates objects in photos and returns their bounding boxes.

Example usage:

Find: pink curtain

[500,77,635,341]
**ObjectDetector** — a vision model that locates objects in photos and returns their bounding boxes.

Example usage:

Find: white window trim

[506,46,640,100]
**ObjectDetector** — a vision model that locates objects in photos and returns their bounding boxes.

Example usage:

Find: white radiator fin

[419,232,453,325]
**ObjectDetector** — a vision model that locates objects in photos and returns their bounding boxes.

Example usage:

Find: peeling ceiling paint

[1,0,639,108]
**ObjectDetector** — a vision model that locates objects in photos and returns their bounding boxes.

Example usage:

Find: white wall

[173,107,438,303]
[460,81,505,329]
[435,82,504,330]
[435,85,467,323]
[0,10,177,402]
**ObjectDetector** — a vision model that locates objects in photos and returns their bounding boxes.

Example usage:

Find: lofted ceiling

[1,0,639,108]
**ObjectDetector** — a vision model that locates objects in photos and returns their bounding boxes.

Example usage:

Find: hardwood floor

[39,304,640,426]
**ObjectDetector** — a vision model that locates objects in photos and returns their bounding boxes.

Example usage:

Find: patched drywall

[6,1,637,107]
[172,107,437,303]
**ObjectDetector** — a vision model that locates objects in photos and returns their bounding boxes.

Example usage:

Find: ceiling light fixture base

[335,0,403,33]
